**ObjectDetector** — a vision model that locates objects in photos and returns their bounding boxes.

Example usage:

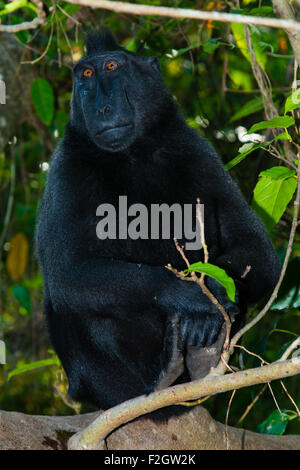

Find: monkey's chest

[86,196,220,268]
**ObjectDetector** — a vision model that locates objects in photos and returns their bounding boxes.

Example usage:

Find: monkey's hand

[157,276,239,348]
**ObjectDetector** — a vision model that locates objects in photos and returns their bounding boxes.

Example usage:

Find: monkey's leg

[155,317,184,391]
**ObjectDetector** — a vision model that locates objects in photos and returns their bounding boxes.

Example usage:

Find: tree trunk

[0,406,299,450]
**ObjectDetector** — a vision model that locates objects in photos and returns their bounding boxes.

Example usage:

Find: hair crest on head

[85,30,123,55]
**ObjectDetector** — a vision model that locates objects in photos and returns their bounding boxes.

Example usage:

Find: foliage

[0,0,299,433]
[184,262,236,302]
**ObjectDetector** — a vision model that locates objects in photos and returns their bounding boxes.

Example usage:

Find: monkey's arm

[36,203,238,346]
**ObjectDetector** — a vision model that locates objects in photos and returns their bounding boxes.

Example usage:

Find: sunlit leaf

[225,144,261,170]
[184,262,236,302]
[260,167,296,180]
[285,88,300,114]
[273,132,291,141]
[252,168,297,232]
[248,116,295,134]
[8,357,60,381]
[231,23,266,69]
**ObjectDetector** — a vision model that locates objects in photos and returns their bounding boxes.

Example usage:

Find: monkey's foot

[186,323,226,380]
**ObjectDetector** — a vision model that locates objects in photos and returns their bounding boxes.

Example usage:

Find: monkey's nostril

[98,105,110,115]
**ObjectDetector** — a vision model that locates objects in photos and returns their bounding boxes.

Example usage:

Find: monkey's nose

[97,105,111,115]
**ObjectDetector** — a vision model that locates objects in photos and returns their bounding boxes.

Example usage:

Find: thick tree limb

[68,357,300,450]
[62,0,300,32]
[1,406,300,450]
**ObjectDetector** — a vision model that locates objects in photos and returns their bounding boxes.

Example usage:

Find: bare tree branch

[0,0,46,32]
[68,357,300,450]
[61,0,300,32]
[280,336,300,361]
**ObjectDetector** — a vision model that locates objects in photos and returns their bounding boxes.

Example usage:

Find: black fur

[85,30,123,55]
[35,32,281,409]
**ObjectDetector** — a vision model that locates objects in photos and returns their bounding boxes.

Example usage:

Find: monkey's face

[72,51,169,153]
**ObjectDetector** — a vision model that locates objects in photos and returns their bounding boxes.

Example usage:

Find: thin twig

[232,156,300,346]
[21,12,55,65]
[279,336,300,361]
[225,389,236,450]
[233,344,300,418]
[267,382,283,417]
[236,384,268,426]
[171,199,232,352]
[56,3,81,25]
[279,379,300,417]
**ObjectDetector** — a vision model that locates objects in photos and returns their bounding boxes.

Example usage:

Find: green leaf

[8,357,60,381]
[238,143,255,153]
[184,262,236,302]
[0,0,29,17]
[273,132,291,141]
[247,116,295,134]
[203,38,221,54]
[231,23,266,69]
[285,88,300,114]
[10,14,29,43]
[260,166,296,180]
[12,284,31,314]
[225,144,261,170]
[248,116,295,134]
[125,38,138,52]
[229,96,265,123]
[249,6,274,16]
[252,168,297,232]
[31,78,55,126]
[258,410,290,435]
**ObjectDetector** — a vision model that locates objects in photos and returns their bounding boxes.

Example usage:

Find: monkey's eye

[104,60,119,72]
[83,68,94,78]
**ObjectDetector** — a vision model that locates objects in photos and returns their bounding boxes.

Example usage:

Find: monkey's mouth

[96,123,133,137]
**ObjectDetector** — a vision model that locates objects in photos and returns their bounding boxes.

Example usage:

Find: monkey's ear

[148,56,161,74]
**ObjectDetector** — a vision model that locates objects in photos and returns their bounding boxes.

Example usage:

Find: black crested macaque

[36,32,281,409]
